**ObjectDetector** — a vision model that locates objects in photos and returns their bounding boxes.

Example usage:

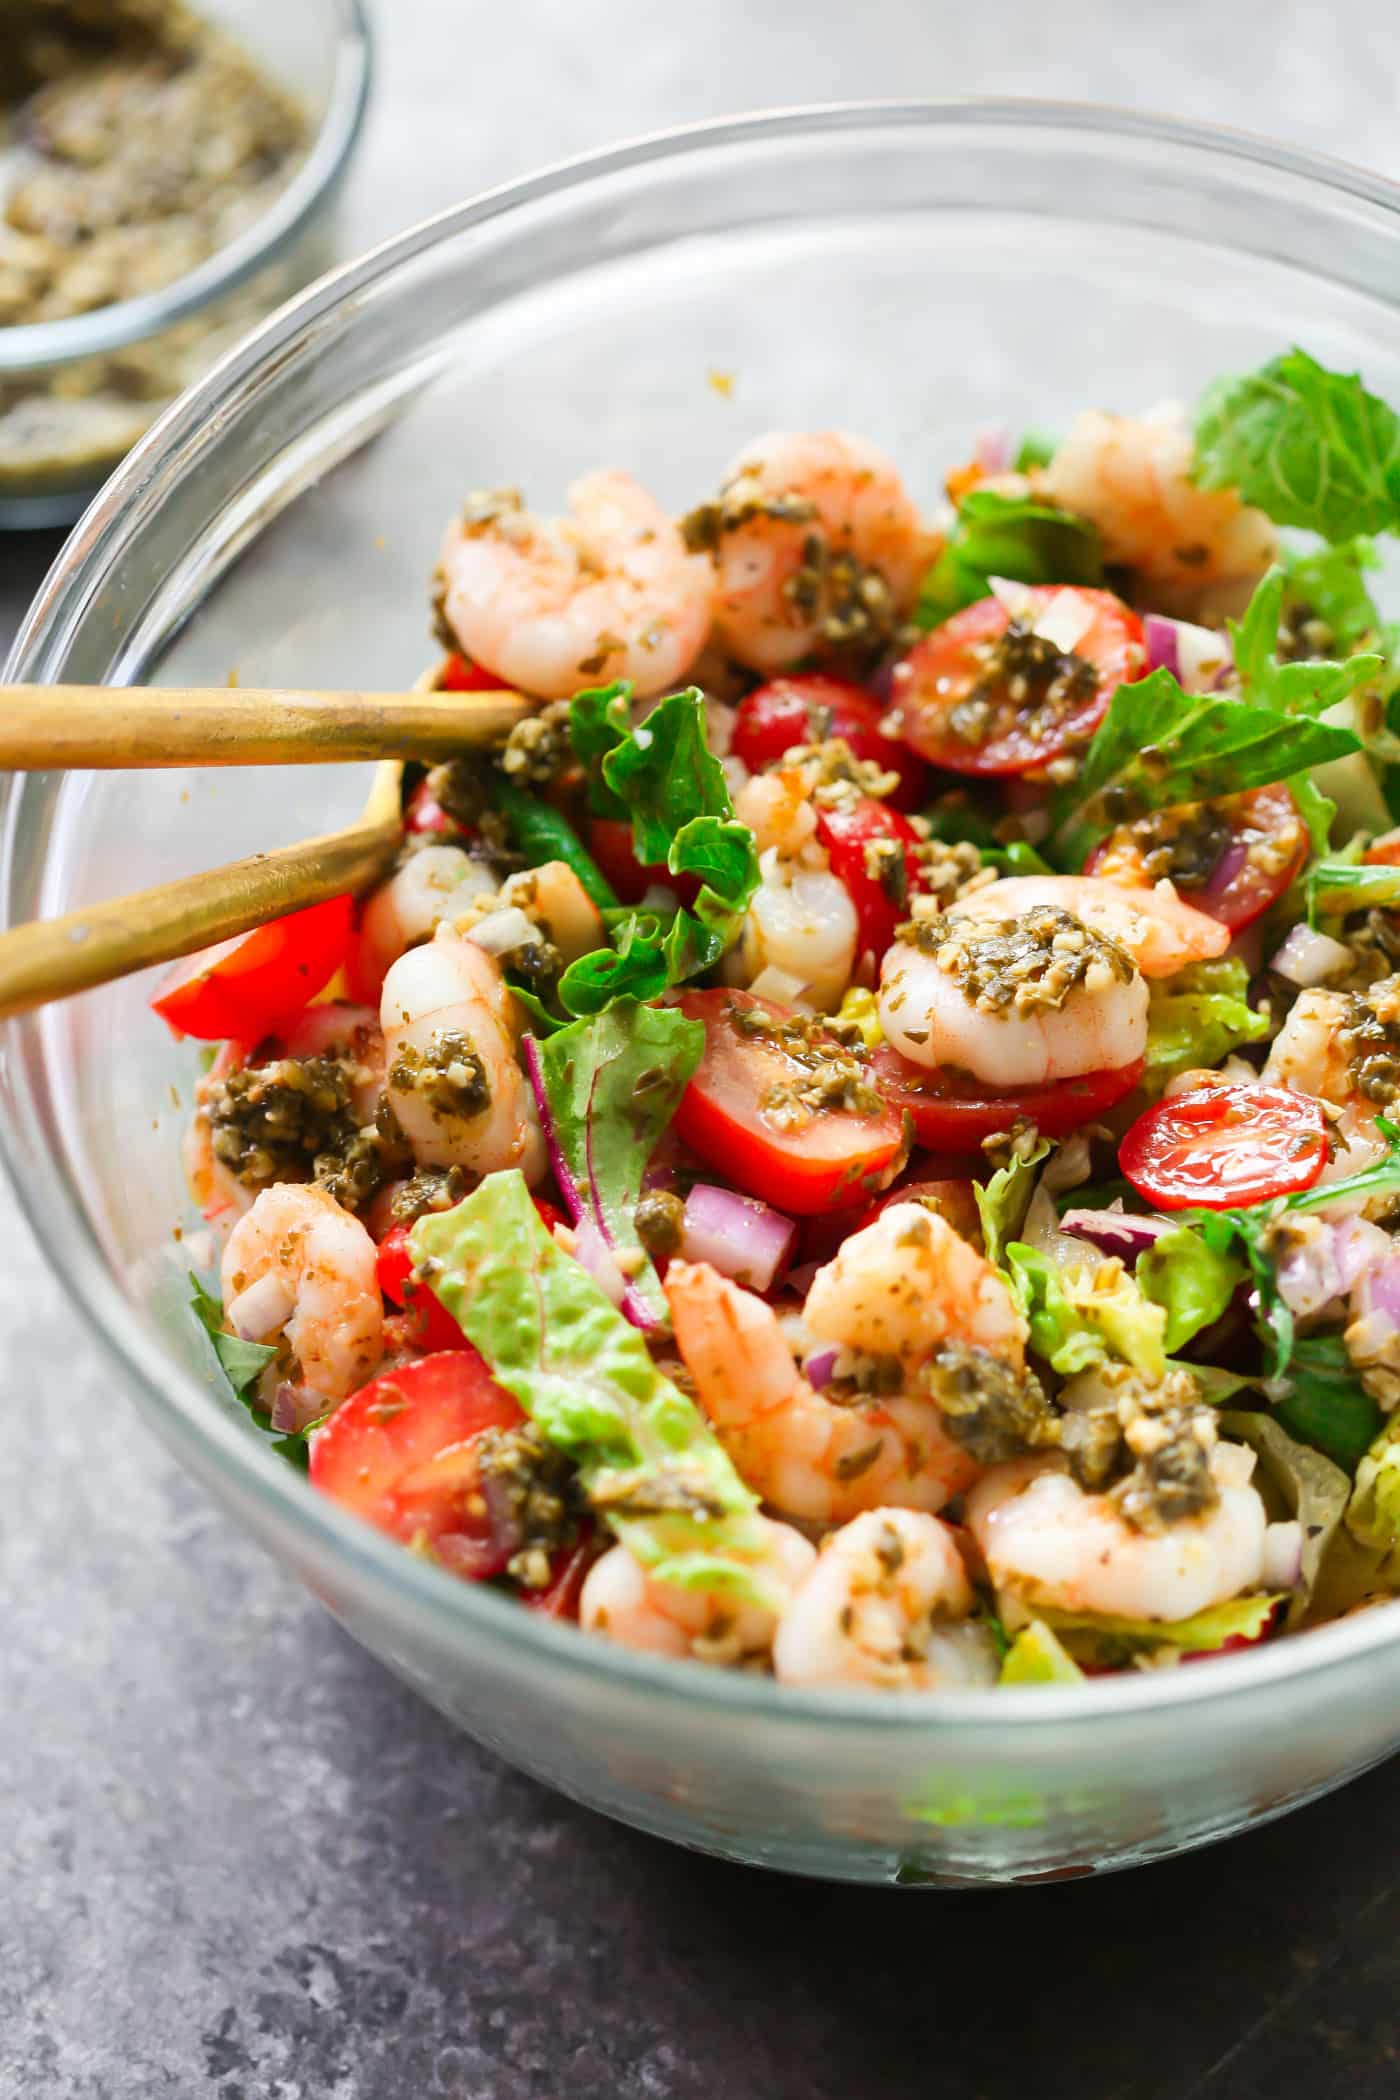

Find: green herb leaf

[1004,1242,1167,1379]
[1273,1333,1385,1471]
[412,1172,780,1602]
[999,1619,1084,1686]
[1306,856,1400,922]
[1220,1409,1350,1624]
[568,681,634,817]
[1138,1225,1245,1353]
[915,490,1102,630]
[982,838,1054,878]
[530,1001,704,1328]
[493,777,620,911]
[1282,536,1385,651]
[1287,770,1337,859]
[974,1134,1050,1270]
[1228,567,1382,717]
[1142,957,1271,1095]
[1194,347,1400,541]
[188,1275,310,1467]
[1046,666,1361,869]
[1013,429,1058,474]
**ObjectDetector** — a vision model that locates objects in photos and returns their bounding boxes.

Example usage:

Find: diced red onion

[989,575,1038,623]
[1275,1215,1390,1318]
[1059,1206,1174,1261]
[1261,1520,1305,1593]
[434,1531,512,1581]
[270,1381,325,1435]
[466,904,537,958]
[748,965,807,1006]
[1143,614,1232,693]
[1352,1248,1400,1331]
[680,1183,797,1293]
[803,1345,839,1389]
[1270,922,1353,989]
[975,424,1012,475]
[1196,838,1249,915]
[786,1259,822,1297]
[1033,588,1095,656]
[226,1271,294,1342]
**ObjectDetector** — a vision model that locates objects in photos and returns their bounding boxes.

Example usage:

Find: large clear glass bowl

[0,0,372,528]
[7,103,1400,1887]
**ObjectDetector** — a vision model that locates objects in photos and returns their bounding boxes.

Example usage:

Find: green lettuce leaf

[1346,1413,1400,1556]
[412,1172,779,1602]
[1143,957,1270,1093]
[915,489,1102,629]
[974,1133,1051,1270]
[189,1275,310,1467]
[1306,856,1400,923]
[1272,1333,1384,1471]
[1194,347,1400,541]
[983,839,1054,878]
[530,1001,704,1329]
[1044,1591,1281,1661]
[1046,666,1360,869]
[1138,1226,1245,1353]
[999,1619,1085,1686]
[1004,1243,1166,1379]
[1220,1409,1350,1624]
[1288,771,1337,858]
[1282,536,1385,651]
[569,681,633,817]
[1228,567,1382,716]
[1013,429,1057,473]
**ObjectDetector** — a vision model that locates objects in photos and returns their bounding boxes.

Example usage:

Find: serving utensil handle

[0,684,530,767]
[0,808,400,1022]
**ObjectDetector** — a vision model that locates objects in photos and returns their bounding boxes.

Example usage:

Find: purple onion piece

[975,424,1012,475]
[1197,837,1249,914]
[1143,613,1233,692]
[270,1381,326,1435]
[680,1183,797,1293]
[1059,1207,1174,1261]
[803,1346,839,1390]
[1353,1249,1400,1328]
[1143,613,1181,680]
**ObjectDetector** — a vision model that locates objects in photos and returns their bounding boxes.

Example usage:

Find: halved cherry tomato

[403,777,457,836]
[894,587,1146,776]
[376,1222,470,1352]
[586,816,701,909]
[672,988,907,1214]
[1120,1084,1328,1211]
[438,651,503,692]
[731,676,927,811]
[1365,827,1400,869]
[813,794,925,968]
[1086,782,1307,933]
[150,894,354,1042]
[531,1191,571,1237]
[309,1350,524,1557]
[870,1043,1144,1156]
[522,1528,602,1621]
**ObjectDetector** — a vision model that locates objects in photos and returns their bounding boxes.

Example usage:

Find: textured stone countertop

[6,4,1400,2094]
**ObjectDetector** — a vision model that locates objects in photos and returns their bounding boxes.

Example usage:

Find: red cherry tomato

[1086,782,1307,933]
[403,777,458,836]
[150,895,353,1042]
[586,816,701,909]
[894,587,1146,776]
[1120,1084,1328,1211]
[732,676,927,811]
[870,1043,1144,1156]
[309,1350,524,1558]
[813,794,925,968]
[438,651,503,692]
[522,1529,602,1621]
[672,988,907,1215]
[376,1222,470,1352]
[1365,828,1400,869]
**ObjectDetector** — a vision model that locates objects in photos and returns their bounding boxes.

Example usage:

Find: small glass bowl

[7,102,1400,1886]
[0,0,373,528]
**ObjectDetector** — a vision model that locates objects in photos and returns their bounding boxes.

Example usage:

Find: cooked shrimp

[666,1204,1025,1523]
[354,846,496,996]
[1263,982,1397,1172]
[1039,402,1277,615]
[879,904,1149,1087]
[380,926,545,1181]
[496,860,605,968]
[580,1519,816,1666]
[438,473,712,699]
[966,1452,1269,1622]
[724,847,859,1012]
[220,1182,383,1403]
[702,431,929,675]
[773,1509,999,1691]
[733,764,820,858]
[948,874,1230,978]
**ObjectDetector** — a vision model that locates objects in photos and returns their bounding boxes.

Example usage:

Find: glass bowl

[0,0,373,529]
[8,102,1400,1887]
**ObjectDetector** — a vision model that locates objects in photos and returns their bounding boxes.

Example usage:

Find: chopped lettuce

[1046,667,1360,869]
[1228,567,1381,716]
[1044,1591,1281,1664]
[562,686,759,1012]
[1272,1333,1384,1472]
[530,1001,704,1330]
[1305,855,1400,923]
[1013,428,1058,473]
[1346,1413,1400,1558]
[915,489,1102,629]
[189,1275,310,1467]
[1138,1226,1244,1353]
[1004,1242,1166,1379]
[1288,771,1338,858]
[1220,1409,1350,1623]
[1142,957,1270,1094]
[412,1171,780,1603]
[999,1619,1084,1686]
[974,1133,1051,1270]
[1282,536,1386,652]
[1194,347,1400,542]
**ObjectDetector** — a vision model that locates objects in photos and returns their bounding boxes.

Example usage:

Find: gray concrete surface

[6,4,1400,2094]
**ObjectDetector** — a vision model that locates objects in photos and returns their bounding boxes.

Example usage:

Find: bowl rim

[9,94,1400,1734]
[0,0,374,376]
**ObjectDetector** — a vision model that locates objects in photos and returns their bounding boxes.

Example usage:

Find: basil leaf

[1194,347,1400,541]
[189,1275,310,1468]
[915,490,1102,630]
[1047,666,1361,868]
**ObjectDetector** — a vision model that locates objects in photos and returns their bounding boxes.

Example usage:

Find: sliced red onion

[1059,1207,1174,1261]
[270,1381,326,1435]
[1270,922,1353,989]
[1261,1519,1305,1593]
[1143,613,1232,693]
[680,1183,797,1293]
[975,424,1012,475]
[1195,838,1249,916]
[803,1345,839,1390]
[226,1271,294,1342]
[1276,1215,1390,1318]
